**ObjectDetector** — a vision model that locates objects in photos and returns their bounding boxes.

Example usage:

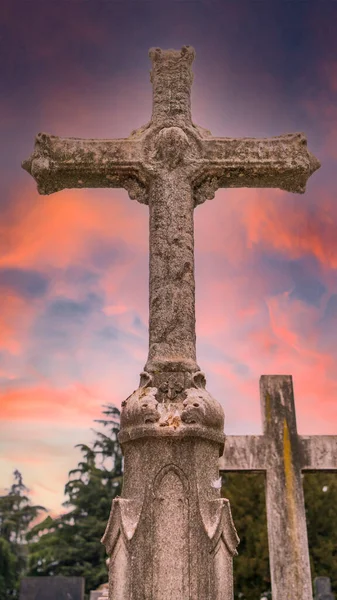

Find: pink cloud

[0,383,103,424]
[1,184,147,271]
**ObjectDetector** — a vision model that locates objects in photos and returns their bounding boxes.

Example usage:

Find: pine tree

[0,470,46,598]
[26,405,122,596]
[0,538,18,599]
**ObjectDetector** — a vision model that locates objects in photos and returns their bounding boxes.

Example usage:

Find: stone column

[149,46,194,127]
[102,372,239,600]
[146,167,197,374]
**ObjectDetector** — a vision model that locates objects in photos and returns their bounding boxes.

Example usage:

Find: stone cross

[220,375,337,600]
[23,47,320,600]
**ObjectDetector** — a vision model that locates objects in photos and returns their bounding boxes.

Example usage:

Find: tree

[222,472,337,599]
[0,470,46,598]
[0,538,18,599]
[304,472,337,591]
[221,473,270,600]
[27,405,122,596]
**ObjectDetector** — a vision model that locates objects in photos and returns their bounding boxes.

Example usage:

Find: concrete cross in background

[23,47,321,600]
[220,376,337,600]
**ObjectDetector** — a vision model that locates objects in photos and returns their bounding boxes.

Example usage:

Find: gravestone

[19,576,84,600]
[22,46,320,600]
[220,376,337,600]
[90,588,109,600]
[89,558,109,600]
[314,577,335,600]
[90,581,109,600]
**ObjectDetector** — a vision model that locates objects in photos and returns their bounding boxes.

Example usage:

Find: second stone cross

[23,46,320,600]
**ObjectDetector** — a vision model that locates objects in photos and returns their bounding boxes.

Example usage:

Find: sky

[0,0,336,515]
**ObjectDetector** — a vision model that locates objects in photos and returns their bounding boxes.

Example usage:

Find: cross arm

[22,132,149,202]
[300,435,337,471]
[219,434,337,472]
[193,133,320,205]
[219,435,267,471]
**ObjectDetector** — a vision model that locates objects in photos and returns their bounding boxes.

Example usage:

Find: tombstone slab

[90,592,103,600]
[315,577,335,600]
[23,46,320,600]
[19,576,84,600]
[90,582,109,600]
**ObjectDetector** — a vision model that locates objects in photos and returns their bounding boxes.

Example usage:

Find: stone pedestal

[102,372,239,600]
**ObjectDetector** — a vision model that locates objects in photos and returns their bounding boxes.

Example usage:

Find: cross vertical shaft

[146,164,197,374]
[220,375,337,600]
[149,46,194,127]
[261,376,312,600]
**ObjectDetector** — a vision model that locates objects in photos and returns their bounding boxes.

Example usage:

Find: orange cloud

[1,184,147,270]
[240,190,337,267]
[196,183,337,274]
[0,292,38,354]
[0,383,104,424]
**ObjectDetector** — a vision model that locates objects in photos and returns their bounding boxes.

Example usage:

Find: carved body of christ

[23,47,320,600]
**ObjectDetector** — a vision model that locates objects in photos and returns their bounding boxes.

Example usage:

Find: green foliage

[0,470,46,598]
[304,472,337,591]
[2,407,336,599]
[222,471,337,599]
[0,537,18,599]
[26,405,122,596]
[221,473,270,600]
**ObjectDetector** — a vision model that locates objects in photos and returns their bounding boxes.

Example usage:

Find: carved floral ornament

[119,369,225,446]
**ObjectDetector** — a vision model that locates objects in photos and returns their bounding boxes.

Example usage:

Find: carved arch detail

[152,463,189,496]
[108,532,130,600]
[152,465,190,600]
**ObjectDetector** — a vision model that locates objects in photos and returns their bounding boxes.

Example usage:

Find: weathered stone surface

[219,423,337,473]
[261,375,312,600]
[219,434,267,471]
[102,437,238,600]
[22,46,320,380]
[220,375,337,600]
[314,577,335,599]
[301,435,337,470]
[119,370,225,447]
[19,576,84,600]
[90,591,103,600]
[90,580,109,600]
[22,46,321,600]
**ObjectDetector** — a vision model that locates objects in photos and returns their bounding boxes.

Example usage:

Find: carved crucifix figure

[23,47,320,600]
